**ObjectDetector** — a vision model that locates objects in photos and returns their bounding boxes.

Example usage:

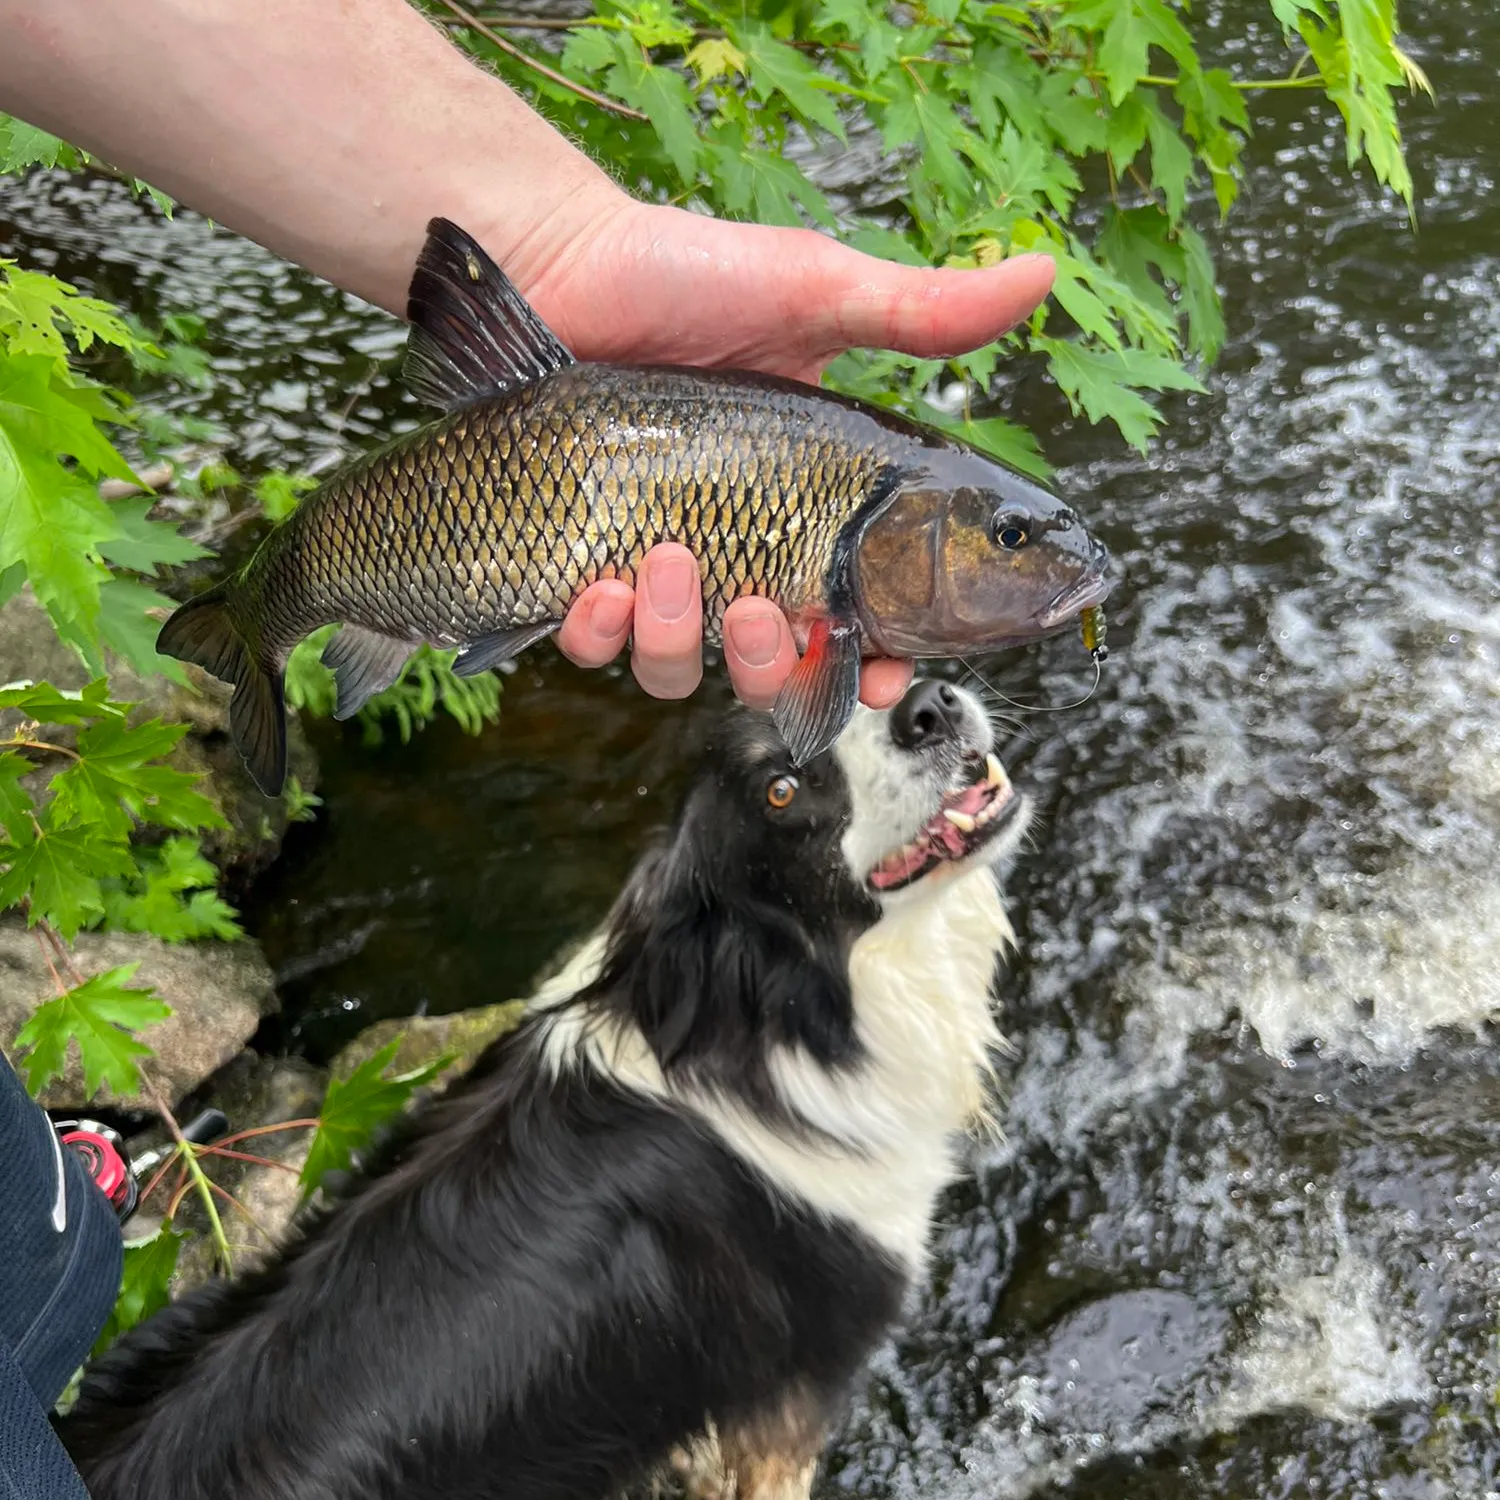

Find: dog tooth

[985,753,1007,788]
[943,809,978,833]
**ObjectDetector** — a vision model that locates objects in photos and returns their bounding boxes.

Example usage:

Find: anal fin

[772,615,862,765]
[322,625,416,720]
[452,620,560,677]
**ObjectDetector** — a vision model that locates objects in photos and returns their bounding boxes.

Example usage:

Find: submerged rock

[0,919,278,1110]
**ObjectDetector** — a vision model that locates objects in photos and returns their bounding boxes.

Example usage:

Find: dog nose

[890,680,965,751]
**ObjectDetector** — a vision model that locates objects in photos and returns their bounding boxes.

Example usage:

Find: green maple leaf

[1097,4,1150,107]
[0,266,140,360]
[15,963,171,1097]
[1144,101,1195,223]
[0,752,33,836]
[733,24,848,143]
[0,678,122,726]
[92,1227,184,1357]
[0,354,131,642]
[100,835,241,943]
[883,77,976,202]
[253,471,317,523]
[0,813,134,938]
[1049,251,1126,351]
[1179,226,1225,362]
[710,129,835,228]
[0,117,84,173]
[1072,0,1196,107]
[299,1041,450,1192]
[605,41,702,184]
[97,575,189,681]
[1039,336,1204,451]
[97,498,210,575]
[559,25,615,73]
[50,714,222,839]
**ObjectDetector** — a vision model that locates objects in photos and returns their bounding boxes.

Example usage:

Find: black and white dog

[60,679,1029,1500]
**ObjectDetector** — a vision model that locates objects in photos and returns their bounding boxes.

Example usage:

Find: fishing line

[959,653,1103,714]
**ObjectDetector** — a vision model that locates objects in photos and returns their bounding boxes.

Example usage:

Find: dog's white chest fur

[538,868,1011,1275]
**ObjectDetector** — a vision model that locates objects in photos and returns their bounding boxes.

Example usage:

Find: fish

[158,217,1111,796]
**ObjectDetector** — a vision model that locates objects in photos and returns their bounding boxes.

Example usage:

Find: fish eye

[993,516,1030,551]
[766,775,798,810]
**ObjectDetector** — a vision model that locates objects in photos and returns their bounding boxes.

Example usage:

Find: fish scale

[157,217,1110,796]
[240,366,890,661]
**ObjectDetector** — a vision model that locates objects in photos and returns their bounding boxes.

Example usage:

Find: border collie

[60,679,1029,1500]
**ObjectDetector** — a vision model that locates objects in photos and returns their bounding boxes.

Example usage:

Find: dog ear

[587,835,860,1076]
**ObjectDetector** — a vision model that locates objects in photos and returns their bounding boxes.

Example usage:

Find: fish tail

[157,584,288,798]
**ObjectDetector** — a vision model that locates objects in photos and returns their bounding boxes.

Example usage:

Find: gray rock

[0,918,279,1110]
[0,588,316,878]
[331,1000,528,1087]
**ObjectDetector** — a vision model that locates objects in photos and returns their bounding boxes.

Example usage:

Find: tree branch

[431,0,648,121]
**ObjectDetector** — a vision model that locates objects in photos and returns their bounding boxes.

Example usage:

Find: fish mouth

[1036,568,1111,631]
[867,751,1026,892]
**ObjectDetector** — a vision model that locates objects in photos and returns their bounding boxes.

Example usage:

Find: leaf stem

[147,1085,233,1272]
[1138,73,1323,91]
[430,0,649,121]
[30,923,70,999]
[210,1119,321,1149]
[137,1148,185,1209]
[7,737,81,761]
[206,1179,275,1245]
[196,1145,300,1173]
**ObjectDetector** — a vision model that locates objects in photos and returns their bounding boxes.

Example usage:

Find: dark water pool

[3,1,1498,1491]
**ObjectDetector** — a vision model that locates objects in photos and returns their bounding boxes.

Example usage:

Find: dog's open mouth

[868,752,1021,891]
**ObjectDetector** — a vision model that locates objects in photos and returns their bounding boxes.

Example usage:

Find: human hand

[533,198,1056,710]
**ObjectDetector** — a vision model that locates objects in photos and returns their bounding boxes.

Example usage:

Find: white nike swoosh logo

[47,1123,68,1233]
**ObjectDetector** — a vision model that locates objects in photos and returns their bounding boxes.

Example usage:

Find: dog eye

[766,776,798,809]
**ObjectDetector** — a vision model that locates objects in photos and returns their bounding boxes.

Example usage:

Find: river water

[3,0,1498,1492]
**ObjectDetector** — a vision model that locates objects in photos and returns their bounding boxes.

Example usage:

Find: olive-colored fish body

[239,364,915,661]
[159,219,1111,796]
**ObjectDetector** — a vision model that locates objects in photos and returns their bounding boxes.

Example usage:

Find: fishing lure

[1081,604,1108,664]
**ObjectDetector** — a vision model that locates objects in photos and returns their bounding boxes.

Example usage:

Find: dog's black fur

[58,713,908,1500]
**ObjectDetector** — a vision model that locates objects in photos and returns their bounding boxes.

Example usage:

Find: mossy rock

[331,1001,528,1088]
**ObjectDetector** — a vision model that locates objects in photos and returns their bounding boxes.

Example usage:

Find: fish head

[854,452,1110,657]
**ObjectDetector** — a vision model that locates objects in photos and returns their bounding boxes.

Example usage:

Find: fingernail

[1009,252,1054,266]
[589,592,633,639]
[643,553,698,623]
[727,610,782,668]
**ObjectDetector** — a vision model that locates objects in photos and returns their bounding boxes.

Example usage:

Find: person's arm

[0,0,1054,709]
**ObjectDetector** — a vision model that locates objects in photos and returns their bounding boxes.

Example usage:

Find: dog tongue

[869,844,932,889]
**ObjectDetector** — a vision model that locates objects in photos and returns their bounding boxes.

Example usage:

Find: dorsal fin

[402,217,575,410]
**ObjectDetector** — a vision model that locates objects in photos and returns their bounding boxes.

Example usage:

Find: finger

[858,657,914,710]
[722,598,799,711]
[631,543,704,699]
[557,579,636,668]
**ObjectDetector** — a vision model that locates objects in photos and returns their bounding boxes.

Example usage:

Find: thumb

[805,241,1056,369]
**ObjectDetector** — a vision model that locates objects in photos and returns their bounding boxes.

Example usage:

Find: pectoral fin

[772,614,862,766]
[322,625,416,720]
[452,620,560,677]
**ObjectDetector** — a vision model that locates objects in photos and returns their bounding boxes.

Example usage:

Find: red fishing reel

[51,1119,138,1221]
[50,1110,229,1225]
